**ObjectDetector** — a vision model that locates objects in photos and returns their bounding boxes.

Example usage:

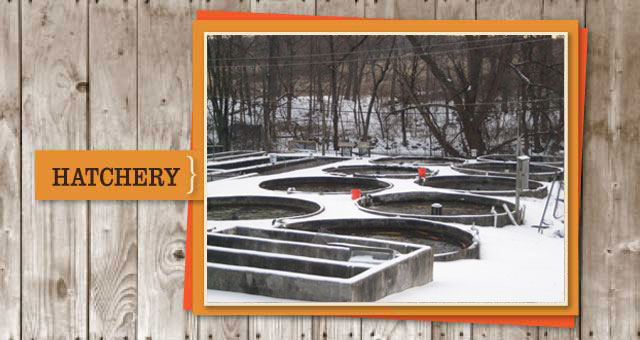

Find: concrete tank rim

[322,164,438,179]
[207,194,326,220]
[283,216,480,261]
[369,155,469,166]
[258,175,394,195]
[416,174,548,198]
[450,162,563,181]
[355,191,524,226]
[476,153,564,167]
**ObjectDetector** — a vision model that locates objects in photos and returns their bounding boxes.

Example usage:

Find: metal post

[516,155,530,212]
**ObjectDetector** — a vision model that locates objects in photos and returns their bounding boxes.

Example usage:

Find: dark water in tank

[370,200,494,216]
[208,204,312,220]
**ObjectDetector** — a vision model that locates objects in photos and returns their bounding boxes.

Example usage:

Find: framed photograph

[191,19,579,316]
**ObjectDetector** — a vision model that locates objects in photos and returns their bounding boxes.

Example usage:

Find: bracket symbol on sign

[186,155,196,195]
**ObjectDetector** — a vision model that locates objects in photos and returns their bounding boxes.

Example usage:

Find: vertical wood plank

[200,316,248,340]
[362,318,431,340]
[316,0,366,18]
[313,316,362,340]
[0,0,21,338]
[432,322,470,340]
[88,0,138,339]
[436,0,475,19]
[582,0,640,339]
[21,0,89,339]
[476,0,543,19]
[540,322,579,340]
[207,0,252,12]
[250,316,313,339]
[137,1,197,339]
[251,0,316,15]
[470,324,537,340]
[364,0,437,19]
[364,0,396,18]
[543,0,585,27]
[395,0,436,19]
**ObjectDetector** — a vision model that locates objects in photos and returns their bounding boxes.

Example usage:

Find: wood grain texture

[476,0,543,19]
[0,0,21,339]
[316,0,366,18]
[250,316,313,339]
[207,0,252,12]
[252,0,316,15]
[395,0,436,19]
[0,0,633,339]
[20,0,89,339]
[312,317,362,340]
[137,1,197,339]
[199,316,248,340]
[543,0,585,27]
[364,0,437,19]
[436,0,475,19]
[582,0,640,339]
[88,1,138,339]
[541,323,580,340]
[432,322,470,340]
[364,0,396,18]
[470,324,537,340]
[362,318,431,340]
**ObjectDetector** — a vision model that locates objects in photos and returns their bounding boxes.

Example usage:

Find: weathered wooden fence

[0,0,638,339]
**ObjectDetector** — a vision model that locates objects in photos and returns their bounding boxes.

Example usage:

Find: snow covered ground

[205,154,566,304]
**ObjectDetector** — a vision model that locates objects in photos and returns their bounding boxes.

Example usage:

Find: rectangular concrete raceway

[207,226,433,302]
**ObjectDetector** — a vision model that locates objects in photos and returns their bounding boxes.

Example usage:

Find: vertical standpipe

[515,155,530,213]
[431,203,443,216]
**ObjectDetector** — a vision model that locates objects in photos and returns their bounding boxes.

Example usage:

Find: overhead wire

[208,35,550,62]
[208,37,558,69]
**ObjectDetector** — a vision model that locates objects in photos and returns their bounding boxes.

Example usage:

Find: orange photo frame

[190,18,581,318]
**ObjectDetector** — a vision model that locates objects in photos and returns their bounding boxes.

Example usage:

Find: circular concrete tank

[356,191,523,227]
[259,176,392,195]
[416,175,548,198]
[323,164,437,179]
[477,153,564,167]
[370,156,467,167]
[207,195,324,221]
[451,162,562,182]
[285,218,479,261]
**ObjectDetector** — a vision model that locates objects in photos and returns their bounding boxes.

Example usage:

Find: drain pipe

[491,206,498,228]
[515,155,530,213]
